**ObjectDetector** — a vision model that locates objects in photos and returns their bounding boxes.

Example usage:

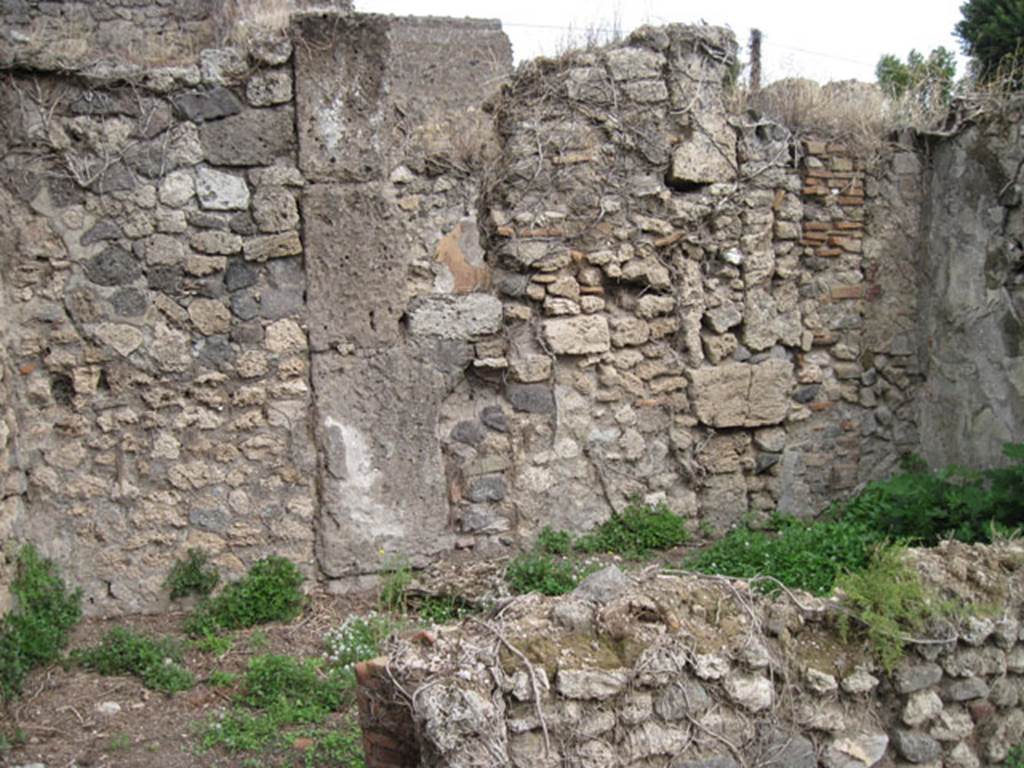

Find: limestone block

[195,166,250,210]
[821,732,888,768]
[689,360,794,427]
[94,323,144,356]
[669,115,736,185]
[606,47,666,81]
[543,316,610,355]
[246,70,293,107]
[265,319,308,354]
[243,232,302,262]
[200,48,248,85]
[158,170,195,207]
[251,186,299,232]
[407,295,503,340]
[510,355,552,383]
[189,299,231,335]
[723,672,773,711]
[555,668,629,700]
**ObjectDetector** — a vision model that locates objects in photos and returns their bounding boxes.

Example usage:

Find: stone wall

[477,31,921,537]
[0,23,319,614]
[358,541,1024,768]
[0,215,25,614]
[918,117,1024,469]
[0,5,1018,616]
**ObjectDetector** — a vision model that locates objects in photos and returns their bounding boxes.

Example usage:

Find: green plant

[238,654,348,718]
[505,552,591,597]
[876,48,957,103]
[1006,744,1024,768]
[107,733,131,751]
[323,613,401,673]
[685,515,884,596]
[247,630,269,651]
[415,594,477,625]
[0,728,26,753]
[956,0,1024,78]
[0,544,82,700]
[300,719,366,768]
[575,500,689,558]
[192,630,233,656]
[536,527,573,555]
[165,548,220,600]
[184,556,305,637]
[378,555,412,614]
[838,444,1024,546]
[836,545,948,672]
[198,654,352,755]
[71,627,194,693]
[207,670,238,687]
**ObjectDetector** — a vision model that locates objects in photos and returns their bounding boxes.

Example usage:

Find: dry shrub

[216,0,296,47]
[742,78,888,158]
[738,61,1024,160]
[414,106,501,173]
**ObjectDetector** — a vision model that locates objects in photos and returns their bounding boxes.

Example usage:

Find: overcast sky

[355,0,970,84]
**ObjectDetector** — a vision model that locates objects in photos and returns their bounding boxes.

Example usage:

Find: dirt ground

[0,591,375,768]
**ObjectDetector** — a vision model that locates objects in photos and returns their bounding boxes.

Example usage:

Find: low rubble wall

[357,541,1024,768]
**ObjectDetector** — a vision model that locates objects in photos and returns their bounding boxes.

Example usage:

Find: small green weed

[323,613,401,673]
[199,653,353,756]
[165,549,219,600]
[247,630,269,651]
[0,544,82,700]
[685,515,884,596]
[838,443,1024,545]
[191,631,233,656]
[576,500,690,558]
[415,595,477,625]
[378,556,412,614]
[71,627,194,693]
[837,544,949,672]
[207,670,238,687]
[299,719,366,768]
[505,552,595,597]
[1006,744,1024,768]
[238,654,348,718]
[536,527,573,555]
[107,733,131,752]
[0,728,26,753]
[184,557,304,637]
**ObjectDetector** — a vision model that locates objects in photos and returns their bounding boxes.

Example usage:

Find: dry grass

[736,64,1024,163]
[216,0,297,48]
[739,78,889,159]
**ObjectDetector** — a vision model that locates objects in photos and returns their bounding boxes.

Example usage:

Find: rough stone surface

[407,295,503,340]
[690,360,794,427]
[195,166,250,210]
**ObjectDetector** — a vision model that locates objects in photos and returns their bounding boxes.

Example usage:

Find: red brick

[815,247,843,257]
[803,221,832,231]
[830,284,865,300]
[837,196,864,206]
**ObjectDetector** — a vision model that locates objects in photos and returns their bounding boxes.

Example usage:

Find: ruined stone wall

[918,116,1024,469]
[0,7,1014,616]
[477,31,921,538]
[292,12,515,587]
[0,27,318,615]
[359,542,1024,768]
[0,216,25,614]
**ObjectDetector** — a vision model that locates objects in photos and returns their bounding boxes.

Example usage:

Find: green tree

[955,0,1024,77]
[876,48,957,104]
